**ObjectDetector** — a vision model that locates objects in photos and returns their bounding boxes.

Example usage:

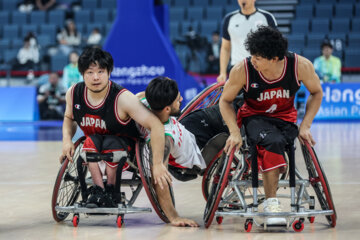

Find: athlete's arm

[118,91,170,189]
[297,55,323,146]
[219,61,247,154]
[217,38,231,82]
[60,85,77,163]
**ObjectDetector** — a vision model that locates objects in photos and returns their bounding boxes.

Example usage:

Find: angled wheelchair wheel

[52,137,87,222]
[136,141,175,223]
[204,149,235,228]
[202,149,224,201]
[179,82,224,121]
[301,141,337,227]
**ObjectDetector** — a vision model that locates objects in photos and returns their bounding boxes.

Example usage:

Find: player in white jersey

[138,98,206,170]
[217,0,277,82]
[136,77,205,227]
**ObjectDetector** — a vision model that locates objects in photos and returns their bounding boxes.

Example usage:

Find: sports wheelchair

[52,137,180,227]
[193,88,337,232]
[51,136,157,227]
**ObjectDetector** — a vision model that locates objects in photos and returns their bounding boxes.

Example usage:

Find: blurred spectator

[314,41,341,84]
[57,19,81,55]
[37,72,66,120]
[63,51,83,89]
[26,32,39,49]
[35,0,57,11]
[12,35,39,73]
[206,31,220,74]
[18,0,35,13]
[86,28,102,46]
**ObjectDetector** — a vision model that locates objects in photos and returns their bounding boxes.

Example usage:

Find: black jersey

[72,81,139,139]
[237,52,301,124]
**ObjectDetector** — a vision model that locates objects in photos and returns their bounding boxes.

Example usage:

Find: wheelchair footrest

[215,209,334,218]
[55,203,152,215]
[230,179,310,188]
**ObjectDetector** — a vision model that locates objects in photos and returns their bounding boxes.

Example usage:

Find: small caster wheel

[72,215,79,227]
[216,216,223,224]
[117,215,124,228]
[292,220,304,232]
[245,219,253,232]
[308,216,315,223]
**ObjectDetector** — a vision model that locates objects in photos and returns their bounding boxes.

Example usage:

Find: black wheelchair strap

[86,152,113,162]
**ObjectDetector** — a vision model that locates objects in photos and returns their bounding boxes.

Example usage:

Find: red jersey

[237,52,301,126]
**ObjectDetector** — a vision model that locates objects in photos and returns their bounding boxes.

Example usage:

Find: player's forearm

[149,124,165,166]
[301,90,323,128]
[220,98,240,134]
[62,117,76,142]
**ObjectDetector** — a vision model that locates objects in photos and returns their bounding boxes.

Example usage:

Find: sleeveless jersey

[72,81,139,139]
[238,52,301,124]
[137,98,206,169]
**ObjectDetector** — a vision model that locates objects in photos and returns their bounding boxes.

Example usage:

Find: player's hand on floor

[170,217,199,227]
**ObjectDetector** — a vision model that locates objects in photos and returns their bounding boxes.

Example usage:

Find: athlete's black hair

[78,47,114,75]
[145,76,179,111]
[244,26,288,60]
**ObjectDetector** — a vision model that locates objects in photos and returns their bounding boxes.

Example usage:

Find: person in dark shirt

[60,47,168,208]
[220,26,323,225]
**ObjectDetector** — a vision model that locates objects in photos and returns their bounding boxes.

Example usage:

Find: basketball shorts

[243,116,298,172]
[81,134,135,169]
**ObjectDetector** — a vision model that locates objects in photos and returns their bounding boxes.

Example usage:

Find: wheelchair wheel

[51,137,87,222]
[202,149,241,201]
[204,149,235,228]
[301,141,337,227]
[179,82,224,121]
[202,149,223,201]
[136,141,175,223]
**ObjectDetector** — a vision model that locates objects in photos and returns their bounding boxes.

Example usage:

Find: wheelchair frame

[51,136,152,228]
[203,139,337,232]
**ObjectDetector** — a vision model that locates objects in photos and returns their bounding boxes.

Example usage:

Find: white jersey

[137,98,206,169]
[222,8,277,66]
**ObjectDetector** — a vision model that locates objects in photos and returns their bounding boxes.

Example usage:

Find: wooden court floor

[0,122,359,240]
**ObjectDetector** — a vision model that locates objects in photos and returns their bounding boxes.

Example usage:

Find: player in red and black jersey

[59,47,168,208]
[220,26,323,225]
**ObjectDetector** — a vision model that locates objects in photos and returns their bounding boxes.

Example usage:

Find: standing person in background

[206,31,221,74]
[217,0,277,82]
[314,40,341,84]
[63,51,83,89]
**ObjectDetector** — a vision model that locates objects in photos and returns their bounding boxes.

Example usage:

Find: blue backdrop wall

[103,0,200,105]
[0,87,39,122]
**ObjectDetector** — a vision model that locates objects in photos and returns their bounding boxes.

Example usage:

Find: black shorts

[180,105,228,149]
[82,134,135,168]
[243,115,298,172]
